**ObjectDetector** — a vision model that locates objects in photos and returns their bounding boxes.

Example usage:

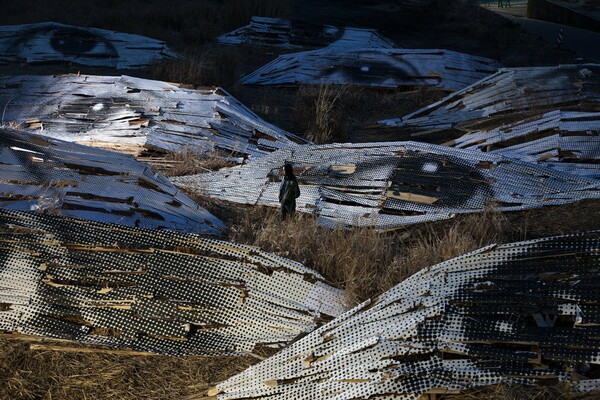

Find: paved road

[482,0,600,62]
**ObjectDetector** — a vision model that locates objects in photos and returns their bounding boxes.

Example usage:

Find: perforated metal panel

[0,209,346,356]
[241,48,499,90]
[174,142,600,230]
[0,22,177,69]
[449,110,600,179]
[0,75,307,159]
[213,231,600,399]
[0,127,225,234]
[378,64,600,140]
[217,16,395,50]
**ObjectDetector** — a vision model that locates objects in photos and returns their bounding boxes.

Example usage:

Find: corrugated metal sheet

[0,209,346,356]
[173,142,600,230]
[377,64,600,140]
[212,231,600,399]
[0,22,178,69]
[241,48,499,90]
[217,16,395,50]
[449,110,600,179]
[0,74,307,159]
[0,127,225,235]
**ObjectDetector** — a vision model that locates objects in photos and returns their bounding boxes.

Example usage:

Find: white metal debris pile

[241,48,499,91]
[173,142,600,230]
[0,127,225,235]
[377,64,600,140]
[217,16,395,50]
[0,22,178,69]
[449,110,600,179]
[0,209,346,356]
[0,74,307,160]
[211,231,600,399]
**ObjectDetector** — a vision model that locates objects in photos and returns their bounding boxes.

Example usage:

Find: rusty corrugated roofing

[0,209,346,356]
[0,22,178,69]
[212,231,600,399]
[0,127,225,235]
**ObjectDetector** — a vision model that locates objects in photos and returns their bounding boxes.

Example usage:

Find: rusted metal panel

[217,16,395,50]
[0,74,307,160]
[0,22,178,69]
[173,142,600,230]
[450,110,600,179]
[212,231,600,399]
[241,48,499,90]
[378,64,600,140]
[0,209,346,356]
[0,127,225,235]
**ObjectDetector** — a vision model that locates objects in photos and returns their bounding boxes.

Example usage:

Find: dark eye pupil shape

[49,27,102,55]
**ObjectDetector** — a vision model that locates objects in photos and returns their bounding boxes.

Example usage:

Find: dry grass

[150,149,236,177]
[0,338,254,400]
[445,383,599,400]
[227,206,510,304]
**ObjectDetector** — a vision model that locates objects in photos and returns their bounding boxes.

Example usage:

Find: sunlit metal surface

[213,231,600,398]
[378,64,600,140]
[0,74,307,159]
[0,127,225,234]
[174,142,600,230]
[0,209,346,356]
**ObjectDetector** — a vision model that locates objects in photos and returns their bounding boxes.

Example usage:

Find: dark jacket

[279,177,300,204]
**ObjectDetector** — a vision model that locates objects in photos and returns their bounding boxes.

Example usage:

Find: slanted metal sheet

[0,209,346,356]
[0,22,178,69]
[450,110,600,179]
[0,74,307,159]
[0,127,225,235]
[241,48,499,90]
[173,142,600,230]
[217,16,395,50]
[378,64,600,139]
[213,231,600,399]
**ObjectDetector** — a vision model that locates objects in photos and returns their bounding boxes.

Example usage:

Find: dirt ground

[0,0,597,399]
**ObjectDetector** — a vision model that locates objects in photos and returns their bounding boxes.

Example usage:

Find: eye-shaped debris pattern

[0,127,225,235]
[217,16,395,50]
[173,142,600,230]
[0,74,307,160]
[212,231,600,399]
[0,209,346,356]
[377,64,600,142]
[0,22,178,69]
[448,110,600,180]
[241,48,499,91]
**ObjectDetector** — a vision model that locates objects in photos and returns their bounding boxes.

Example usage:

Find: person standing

[279,163,300,220]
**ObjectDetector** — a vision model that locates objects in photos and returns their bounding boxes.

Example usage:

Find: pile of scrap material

[241,48,499,91]
[0,74,307,159]
[173,142,600,230]
[0,22,178,69]
[0,209,347,356]
[449,110,600,179]
[217,16,395,50]
[377,64,600,141]
[211,231,600,399]
[0,127,225,235]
